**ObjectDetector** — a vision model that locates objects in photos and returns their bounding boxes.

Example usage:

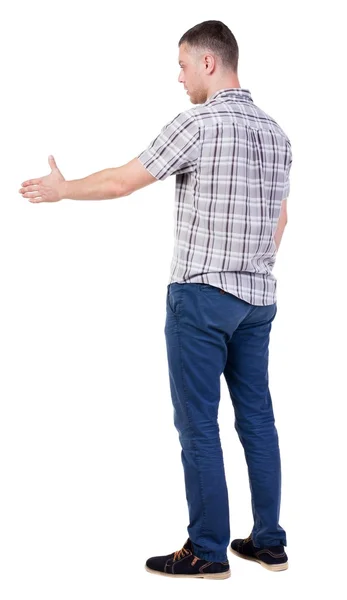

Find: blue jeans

[164,282,287,562]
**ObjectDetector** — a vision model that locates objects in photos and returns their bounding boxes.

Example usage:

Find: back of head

[178,20,239,73]
[178,20,240,104]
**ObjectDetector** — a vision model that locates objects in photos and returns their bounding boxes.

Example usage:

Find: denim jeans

[164,282,287,563]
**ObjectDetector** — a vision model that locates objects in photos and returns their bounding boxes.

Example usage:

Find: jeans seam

[176,305,207,541]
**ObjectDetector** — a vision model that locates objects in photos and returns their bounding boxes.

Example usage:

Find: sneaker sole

[145,565,231,579]
[229,548,288,571]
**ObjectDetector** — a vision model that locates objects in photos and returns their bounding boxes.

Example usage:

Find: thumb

[48,154,57,170]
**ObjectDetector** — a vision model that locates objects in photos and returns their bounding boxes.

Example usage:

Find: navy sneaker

[230,534,288,571]
[145,537,231,579]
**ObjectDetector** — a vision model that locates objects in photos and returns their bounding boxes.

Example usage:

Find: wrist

[59,180,69,200]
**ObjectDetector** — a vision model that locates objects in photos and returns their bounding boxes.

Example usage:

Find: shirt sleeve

[136,110,200,180]
[283,142,292,199]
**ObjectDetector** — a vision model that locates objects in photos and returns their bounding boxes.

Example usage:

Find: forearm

[274,220,287,250]
[61,168,122,201]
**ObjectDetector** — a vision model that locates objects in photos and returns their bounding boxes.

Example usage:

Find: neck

[206,76,241,99]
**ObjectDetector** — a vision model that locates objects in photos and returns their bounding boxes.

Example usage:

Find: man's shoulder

[250,103,291,143]
[162,107,199,132]
[171,106,199,123]
[173,104,291,147]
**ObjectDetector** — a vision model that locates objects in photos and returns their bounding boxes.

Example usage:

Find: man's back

[138,87,292,306]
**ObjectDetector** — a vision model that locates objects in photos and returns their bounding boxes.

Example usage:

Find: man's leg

[223,302,287,547]
[164,282,233,562]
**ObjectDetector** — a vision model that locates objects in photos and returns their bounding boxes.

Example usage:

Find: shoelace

[243,534,252,544]
[173,544,190,562]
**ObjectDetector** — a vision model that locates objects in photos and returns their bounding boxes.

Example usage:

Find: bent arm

[274,199,288,250]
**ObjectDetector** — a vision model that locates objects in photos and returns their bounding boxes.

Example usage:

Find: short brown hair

[178,20,239,73]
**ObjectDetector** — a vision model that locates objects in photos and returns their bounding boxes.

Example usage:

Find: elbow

[281,212,288,227]
[115,183,132,198]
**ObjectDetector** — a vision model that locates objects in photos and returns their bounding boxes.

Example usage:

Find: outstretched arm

[61,158,158,200]
[19,156,158,203]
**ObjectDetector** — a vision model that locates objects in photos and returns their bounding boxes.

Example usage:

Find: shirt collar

[205,88,253,104]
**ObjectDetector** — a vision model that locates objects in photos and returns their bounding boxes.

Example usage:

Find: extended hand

[19,156,66,203]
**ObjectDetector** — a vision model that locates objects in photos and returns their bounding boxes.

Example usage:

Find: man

[19,20,292,580]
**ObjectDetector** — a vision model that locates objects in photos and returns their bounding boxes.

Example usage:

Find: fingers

[21,191,41,197]
[19,184,39,193]
[19,184,43,201]
[21,178,42,187]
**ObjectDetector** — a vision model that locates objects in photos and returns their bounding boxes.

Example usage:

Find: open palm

[19,156,66,203]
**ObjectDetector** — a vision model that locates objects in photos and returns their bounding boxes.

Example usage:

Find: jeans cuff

[191,543,228,563]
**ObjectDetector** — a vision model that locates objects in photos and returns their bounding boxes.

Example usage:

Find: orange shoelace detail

[244,534,252,544]
[173,544,191,562]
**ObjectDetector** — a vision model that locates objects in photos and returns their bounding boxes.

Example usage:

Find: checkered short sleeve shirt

[137,88,292,306]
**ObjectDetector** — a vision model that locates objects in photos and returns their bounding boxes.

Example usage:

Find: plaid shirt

[137,88,292,306]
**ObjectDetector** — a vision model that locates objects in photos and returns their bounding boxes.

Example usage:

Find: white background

[1,0,346,597]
